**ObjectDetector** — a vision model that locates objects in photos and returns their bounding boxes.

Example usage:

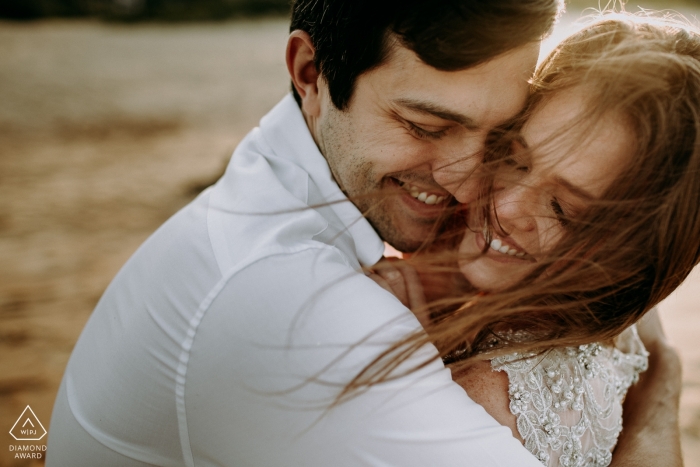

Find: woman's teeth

[400,182,447,205]
[490,238,526,257]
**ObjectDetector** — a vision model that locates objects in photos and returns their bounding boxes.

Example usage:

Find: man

[46,1,682,466]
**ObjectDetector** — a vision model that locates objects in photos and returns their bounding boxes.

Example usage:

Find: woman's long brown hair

[337,12,700,402]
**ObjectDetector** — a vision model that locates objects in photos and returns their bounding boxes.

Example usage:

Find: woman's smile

[473,231,534,265]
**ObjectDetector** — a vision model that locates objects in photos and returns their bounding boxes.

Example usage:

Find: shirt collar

[259,94,385,268]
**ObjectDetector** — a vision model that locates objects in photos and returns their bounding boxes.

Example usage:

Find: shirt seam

[174,241,354,467]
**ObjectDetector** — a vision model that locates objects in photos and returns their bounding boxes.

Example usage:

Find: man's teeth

[401,182,446,205]
[490,238,525,257]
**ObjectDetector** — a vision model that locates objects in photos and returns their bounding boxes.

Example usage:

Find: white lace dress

[490,326,649,467]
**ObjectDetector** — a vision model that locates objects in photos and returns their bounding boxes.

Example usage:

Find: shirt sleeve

[182,246,543,467]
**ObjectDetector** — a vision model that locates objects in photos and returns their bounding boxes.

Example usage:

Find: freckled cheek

[536,221,565,255]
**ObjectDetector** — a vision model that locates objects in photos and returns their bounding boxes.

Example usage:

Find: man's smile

[383,176,452,220]
[398,180,449,205]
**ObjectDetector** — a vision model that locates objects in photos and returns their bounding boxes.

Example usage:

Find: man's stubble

[318,103,425,253]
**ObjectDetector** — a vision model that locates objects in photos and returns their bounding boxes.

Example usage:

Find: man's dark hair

[290,0,563,110]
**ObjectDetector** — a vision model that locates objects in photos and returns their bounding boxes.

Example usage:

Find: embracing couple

[46,1,699,466]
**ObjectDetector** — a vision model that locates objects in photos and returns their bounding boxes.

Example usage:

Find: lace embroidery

[491,325,649,467]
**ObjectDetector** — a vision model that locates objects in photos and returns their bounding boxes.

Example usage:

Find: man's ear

[286,30,322,117]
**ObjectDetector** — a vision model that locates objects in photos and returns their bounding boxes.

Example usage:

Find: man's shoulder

[194,244,419,356]
[218,244,405,321]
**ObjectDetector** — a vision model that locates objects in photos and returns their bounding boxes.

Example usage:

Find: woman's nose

[493,184,537,234]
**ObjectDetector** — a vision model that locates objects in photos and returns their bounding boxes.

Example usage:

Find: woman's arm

[610,310,684,467]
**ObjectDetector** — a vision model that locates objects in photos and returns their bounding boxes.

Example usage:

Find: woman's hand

[368,257,430,327]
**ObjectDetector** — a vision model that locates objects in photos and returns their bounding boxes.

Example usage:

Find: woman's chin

[458,261,499,292]
[458,258,523,292]
[459,233,515,292]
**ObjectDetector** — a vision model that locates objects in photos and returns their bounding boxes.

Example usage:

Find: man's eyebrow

[555,176,596,201]
[393,98,480,129]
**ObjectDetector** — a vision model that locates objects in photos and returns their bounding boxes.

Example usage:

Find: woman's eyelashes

[503,156,529,172]
[550,198,572,228]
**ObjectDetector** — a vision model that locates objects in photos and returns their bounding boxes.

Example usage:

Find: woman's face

[458,87,636,291]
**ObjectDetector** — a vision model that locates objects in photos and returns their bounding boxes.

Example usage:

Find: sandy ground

[0,18,291,466]
[0,13,699,467]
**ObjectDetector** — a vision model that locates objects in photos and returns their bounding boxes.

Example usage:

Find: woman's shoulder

[452,360,520,441]
[487,325,649,467]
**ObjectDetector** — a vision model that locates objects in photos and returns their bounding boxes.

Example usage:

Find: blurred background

[0,0,699,466]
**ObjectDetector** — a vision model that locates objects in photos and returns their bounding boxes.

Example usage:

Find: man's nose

[431,136,486,204]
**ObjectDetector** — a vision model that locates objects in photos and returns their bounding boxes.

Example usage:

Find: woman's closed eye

[550,197,573,228]
[503,156,530,172]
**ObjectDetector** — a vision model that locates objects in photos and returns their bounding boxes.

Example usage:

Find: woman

[368,13,700,466]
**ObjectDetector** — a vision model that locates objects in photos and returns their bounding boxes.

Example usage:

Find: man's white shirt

[46,95,542,467]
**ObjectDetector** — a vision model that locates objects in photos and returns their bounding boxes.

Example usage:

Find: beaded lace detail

[491,325,649,467]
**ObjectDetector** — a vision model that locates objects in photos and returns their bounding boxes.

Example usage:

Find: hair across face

[458,87,636,292]
[339,14,700,398]
[445,14,700,360]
